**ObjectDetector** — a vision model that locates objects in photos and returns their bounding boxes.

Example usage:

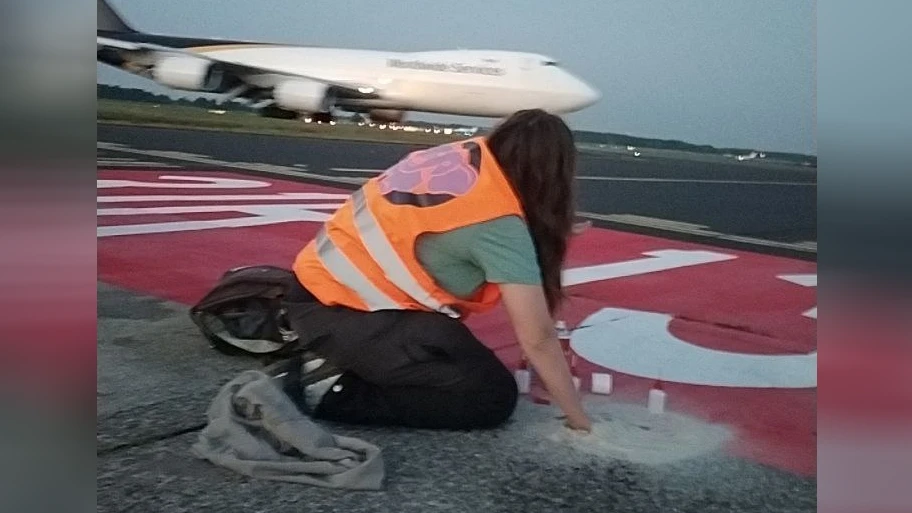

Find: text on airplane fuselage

[386,59,506,76]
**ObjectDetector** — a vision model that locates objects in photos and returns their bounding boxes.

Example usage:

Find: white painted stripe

[98,160,181,168]
[578,212,715,234]
[98,176,271,189]
[97,142,365,185]
[97,206,332,237]
[715,234,818,252]
[592,214,709,231]
[98,192,351,203]
[577,211,817,254]
[98,203,344,215]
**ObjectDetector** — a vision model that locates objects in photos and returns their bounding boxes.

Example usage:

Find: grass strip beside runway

[97,99,463,145]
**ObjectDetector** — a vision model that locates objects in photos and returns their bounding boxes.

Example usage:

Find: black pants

[282,280,518,430]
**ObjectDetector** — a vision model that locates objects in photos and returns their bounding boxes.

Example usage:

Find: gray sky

[98,0,816,155]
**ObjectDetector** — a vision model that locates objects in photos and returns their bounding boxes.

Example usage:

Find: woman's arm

[499,283,592,432]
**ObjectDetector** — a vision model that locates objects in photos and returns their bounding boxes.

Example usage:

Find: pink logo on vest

[377,143,480,206]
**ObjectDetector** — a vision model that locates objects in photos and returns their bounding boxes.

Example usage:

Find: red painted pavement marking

[97,169,817,476]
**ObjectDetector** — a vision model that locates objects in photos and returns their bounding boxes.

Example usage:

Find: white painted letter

[562,250,737,287]
[570,307,817,388]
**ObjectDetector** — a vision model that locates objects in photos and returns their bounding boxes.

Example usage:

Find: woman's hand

[499,283,593,434]
[564,413,593,433]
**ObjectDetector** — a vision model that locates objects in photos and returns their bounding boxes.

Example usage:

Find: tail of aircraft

[98,0,136,34]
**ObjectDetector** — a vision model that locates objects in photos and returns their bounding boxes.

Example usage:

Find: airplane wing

[97,36,381,99]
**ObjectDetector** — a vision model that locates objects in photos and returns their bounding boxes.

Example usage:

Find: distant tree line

[572,129,815,164]
[98,83,815,163]
[98,84,251,111]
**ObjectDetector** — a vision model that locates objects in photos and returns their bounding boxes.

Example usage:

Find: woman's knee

[460,361,518,428]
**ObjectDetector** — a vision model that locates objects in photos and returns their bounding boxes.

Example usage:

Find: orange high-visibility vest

[292,137,526,317]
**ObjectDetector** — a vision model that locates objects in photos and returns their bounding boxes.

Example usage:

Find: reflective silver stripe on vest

[351,190,461,318]
[314,229,400,311]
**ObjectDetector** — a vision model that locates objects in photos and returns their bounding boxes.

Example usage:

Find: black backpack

[190,265,301,359]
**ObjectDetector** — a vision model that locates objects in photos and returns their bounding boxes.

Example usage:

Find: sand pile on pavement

[506,396,733,466]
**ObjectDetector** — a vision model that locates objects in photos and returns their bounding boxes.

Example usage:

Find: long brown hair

[486,109,578,313]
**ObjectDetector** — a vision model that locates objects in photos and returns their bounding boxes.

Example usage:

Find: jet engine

[272,80,335,114]
[151,56,236,92]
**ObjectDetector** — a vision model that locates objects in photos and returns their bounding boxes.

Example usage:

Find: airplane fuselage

[97,0,600,121]
[186,47,597,116]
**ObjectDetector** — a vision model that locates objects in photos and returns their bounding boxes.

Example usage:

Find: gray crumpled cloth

[191,370,384,490]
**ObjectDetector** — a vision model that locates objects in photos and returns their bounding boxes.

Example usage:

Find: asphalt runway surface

[97,283,815,513]
[97,123,817,512]
[97,124,817,259]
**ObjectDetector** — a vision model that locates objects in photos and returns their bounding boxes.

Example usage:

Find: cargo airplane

[96,0,601,123]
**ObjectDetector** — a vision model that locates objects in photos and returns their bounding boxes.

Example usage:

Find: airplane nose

[556,77,600,112]
[575,81,601,108]
[544,70,601,113]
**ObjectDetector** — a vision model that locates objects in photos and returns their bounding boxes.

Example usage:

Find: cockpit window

[543,61,559,66]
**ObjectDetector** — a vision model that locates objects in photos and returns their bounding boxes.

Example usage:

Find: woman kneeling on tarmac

[268,108,593,433]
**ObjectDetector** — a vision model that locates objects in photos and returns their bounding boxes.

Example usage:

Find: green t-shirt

[415,215,542,299]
